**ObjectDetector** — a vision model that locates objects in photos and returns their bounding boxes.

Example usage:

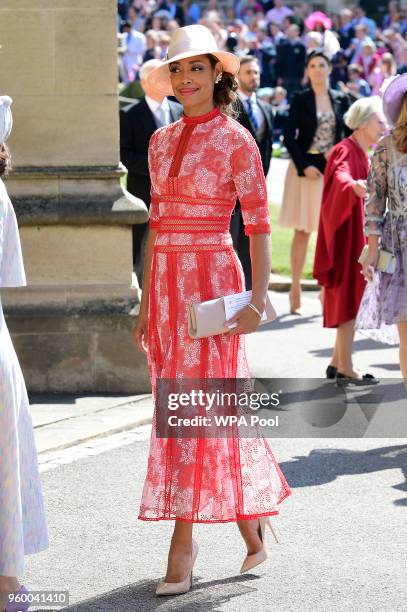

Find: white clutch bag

[358,245,396,274]
[187,291,277,339]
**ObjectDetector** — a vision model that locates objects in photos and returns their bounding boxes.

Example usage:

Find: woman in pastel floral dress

[357,74,407,380]
[0,97,48,612]
[133,25,291,596]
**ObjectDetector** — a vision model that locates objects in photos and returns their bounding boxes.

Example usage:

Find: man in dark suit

[120,59,182,283]
[156,0,185,25]
[275,24,306,102]
[231,55,274,290]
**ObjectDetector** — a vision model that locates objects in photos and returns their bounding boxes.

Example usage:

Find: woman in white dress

[0,97,48,612]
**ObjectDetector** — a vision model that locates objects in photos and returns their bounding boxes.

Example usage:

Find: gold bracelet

[248,302,263,319]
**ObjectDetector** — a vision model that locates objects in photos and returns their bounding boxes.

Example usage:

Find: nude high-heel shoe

[156,539,199,596]
[240,517,279,574]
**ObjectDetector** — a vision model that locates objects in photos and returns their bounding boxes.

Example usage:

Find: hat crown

[167,25,218,60]
[382,73,407,126]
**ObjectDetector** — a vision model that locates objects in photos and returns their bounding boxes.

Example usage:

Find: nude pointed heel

[156,539,199,596]
[266,517,279,544]
[240,517,279,574]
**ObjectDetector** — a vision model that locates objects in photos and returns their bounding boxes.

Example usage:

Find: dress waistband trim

[154,244,234,253]
[156,217,230,233]
[152,194,235,207]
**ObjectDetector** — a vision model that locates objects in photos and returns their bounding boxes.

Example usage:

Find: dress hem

[138,489,292,523]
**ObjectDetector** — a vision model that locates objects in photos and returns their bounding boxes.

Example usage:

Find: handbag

[187,291,277,339]
[358,137,398,275]
[358,244,396,274]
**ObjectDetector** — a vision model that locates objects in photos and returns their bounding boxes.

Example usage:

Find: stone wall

[0,0,150,393]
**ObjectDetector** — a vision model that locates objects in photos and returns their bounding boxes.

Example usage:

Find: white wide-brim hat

[146,25,240,97]
[0,96,13,144]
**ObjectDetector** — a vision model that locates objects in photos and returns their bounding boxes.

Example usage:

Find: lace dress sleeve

[147,131,160,229]
[231,130,271,236]
[365,138,388,236]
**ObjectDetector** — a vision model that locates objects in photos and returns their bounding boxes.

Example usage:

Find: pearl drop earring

[215,73,222,84]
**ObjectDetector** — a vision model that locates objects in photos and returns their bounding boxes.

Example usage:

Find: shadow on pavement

[34,573,263,611]
[309,337,393,360]
[257,313,320,333]
[279,442,407,506]
[370,363,400,371]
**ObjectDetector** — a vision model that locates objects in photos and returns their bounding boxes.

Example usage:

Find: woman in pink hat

[133,24,291,596]
[357,73,407,380]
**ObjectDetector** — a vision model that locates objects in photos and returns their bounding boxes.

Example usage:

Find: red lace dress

[138,107,291,523]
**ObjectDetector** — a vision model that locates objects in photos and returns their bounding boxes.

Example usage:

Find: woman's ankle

[237,519,263,555]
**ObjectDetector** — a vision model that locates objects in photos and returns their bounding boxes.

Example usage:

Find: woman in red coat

[313,96,386,383]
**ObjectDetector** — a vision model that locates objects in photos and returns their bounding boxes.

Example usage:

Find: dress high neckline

[182,107,220,125]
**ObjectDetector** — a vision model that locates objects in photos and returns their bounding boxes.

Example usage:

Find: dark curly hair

[207,54,238,117]
[0,144,11,178]
[305,49,332,67]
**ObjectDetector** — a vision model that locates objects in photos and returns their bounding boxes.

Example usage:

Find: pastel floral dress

[0,180,48,575]
[356,134,407,344]
[138,107,291,523]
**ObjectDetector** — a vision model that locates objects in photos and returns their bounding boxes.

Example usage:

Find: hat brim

[383,73,407,127]
[146,50,240,98]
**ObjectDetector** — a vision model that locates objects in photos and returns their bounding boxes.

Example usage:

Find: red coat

[313,137,368,328]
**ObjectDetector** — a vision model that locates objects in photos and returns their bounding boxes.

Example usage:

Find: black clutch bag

[301,152,327,176]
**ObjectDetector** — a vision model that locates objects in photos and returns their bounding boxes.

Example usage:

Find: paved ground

[24,291,407,611]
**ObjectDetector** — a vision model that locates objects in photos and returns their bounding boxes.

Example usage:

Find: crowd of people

[118,0,407,107]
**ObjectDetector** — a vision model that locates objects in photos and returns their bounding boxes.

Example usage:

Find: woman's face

[169,54,220,113]
[361,112,387,145]
[306,57,331,87]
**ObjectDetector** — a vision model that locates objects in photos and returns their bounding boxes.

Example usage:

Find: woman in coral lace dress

[133,25,291,596]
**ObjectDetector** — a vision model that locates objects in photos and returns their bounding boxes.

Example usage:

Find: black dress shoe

[336,372,379,386]
[326,365,337,379]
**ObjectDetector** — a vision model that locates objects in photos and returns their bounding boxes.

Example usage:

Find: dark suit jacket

[275,39,306,80]
[234,96,274,176]
[283,88,352,177]
[120,98,183,206]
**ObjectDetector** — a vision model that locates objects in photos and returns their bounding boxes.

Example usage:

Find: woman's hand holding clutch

[361,246,379,282]
[224,304,263,336]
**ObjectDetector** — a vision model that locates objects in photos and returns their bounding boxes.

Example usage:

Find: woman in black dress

[278,50,351,314]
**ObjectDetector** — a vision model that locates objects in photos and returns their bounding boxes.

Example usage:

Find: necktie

[156,105,166,127]
[246,98,259,131]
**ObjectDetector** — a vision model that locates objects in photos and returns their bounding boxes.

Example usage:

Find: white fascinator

[0,96,13,145]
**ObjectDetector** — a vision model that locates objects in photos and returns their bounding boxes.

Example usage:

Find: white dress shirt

[145,95,171,127]
[238,91,265,133]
